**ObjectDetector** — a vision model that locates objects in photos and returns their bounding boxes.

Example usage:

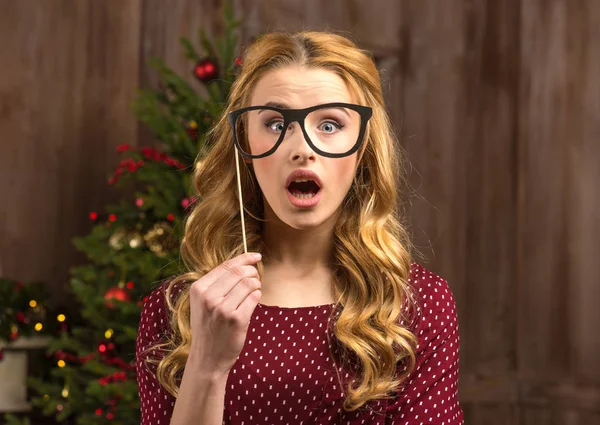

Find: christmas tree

[3,2,243,424]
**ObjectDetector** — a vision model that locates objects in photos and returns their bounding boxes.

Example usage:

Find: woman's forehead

[250,67,354,106]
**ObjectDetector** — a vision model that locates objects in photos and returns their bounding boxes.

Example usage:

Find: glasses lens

[234,106,362,156]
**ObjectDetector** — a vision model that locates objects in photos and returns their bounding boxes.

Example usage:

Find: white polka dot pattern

[135,263,464,424]
[135,281,179,425]
[384,264,464,425]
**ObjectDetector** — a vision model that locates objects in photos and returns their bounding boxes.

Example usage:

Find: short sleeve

[135,280,178,425]
[386,265,464,425]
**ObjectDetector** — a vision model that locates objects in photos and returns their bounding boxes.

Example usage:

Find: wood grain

[0,0,598,422]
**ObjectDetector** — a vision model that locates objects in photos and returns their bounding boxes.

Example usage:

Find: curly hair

[143,29,424,412]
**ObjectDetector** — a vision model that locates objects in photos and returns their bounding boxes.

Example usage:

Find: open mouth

[287,180,321,199]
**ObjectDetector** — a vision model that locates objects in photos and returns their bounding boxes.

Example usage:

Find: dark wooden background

[1,1,598,423]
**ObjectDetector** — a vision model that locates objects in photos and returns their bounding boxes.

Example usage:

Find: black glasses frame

[227,102,373,159]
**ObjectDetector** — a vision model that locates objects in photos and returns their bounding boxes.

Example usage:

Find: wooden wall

[1,0,598,423]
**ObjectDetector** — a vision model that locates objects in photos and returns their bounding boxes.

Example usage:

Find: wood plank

[520,406,600,425]
[518,0,600,384]
[396,0,519,396]
[236,0,402,53]
[0,0,142,301]
[463,402,518,425]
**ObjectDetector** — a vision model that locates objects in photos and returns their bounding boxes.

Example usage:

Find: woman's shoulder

[142,276,187,315]
[407,262,460,353]
[408,262,455,298]
[137,276,187,344]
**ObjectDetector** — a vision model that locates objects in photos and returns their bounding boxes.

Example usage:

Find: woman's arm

[169,352,229,425]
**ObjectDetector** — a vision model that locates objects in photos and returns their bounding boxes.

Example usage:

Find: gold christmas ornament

[128,231,143,249]
[143,222,177,257]
[109,228,127,250]
[110,228,144,250]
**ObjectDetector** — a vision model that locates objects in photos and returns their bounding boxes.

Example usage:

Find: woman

[136,30,464,425]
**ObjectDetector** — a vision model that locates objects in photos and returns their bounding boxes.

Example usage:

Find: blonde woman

[136,30,464,425]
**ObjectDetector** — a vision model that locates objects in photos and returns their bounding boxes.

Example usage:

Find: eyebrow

[265,101,289,109]
[261,101,352,118]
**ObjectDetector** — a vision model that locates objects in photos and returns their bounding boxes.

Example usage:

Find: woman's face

[248,65,360,230]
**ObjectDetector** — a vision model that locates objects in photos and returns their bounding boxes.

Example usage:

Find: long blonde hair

[144,30,423,412]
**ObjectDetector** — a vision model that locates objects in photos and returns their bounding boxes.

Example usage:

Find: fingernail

[253,253,262,260]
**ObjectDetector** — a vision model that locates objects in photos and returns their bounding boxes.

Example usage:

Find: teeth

[291,178,318,186]
[291,192,317,199]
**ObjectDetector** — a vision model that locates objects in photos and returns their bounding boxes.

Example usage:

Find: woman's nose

[284,122,314,150]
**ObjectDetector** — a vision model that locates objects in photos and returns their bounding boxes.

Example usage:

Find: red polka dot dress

[136,262,464,424]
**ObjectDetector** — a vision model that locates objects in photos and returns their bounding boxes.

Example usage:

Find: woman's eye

[266,120,284,132]
[320,121,342,133]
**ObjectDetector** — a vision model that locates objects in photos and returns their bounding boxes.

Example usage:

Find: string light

[105,329,114,339]
[34,323,43,331]
[29,300,37,308]
[57,360,66,368]
[57,314,66,322]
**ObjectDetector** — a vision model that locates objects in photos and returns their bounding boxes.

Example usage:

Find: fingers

[234,287,262,321]
[220,276,261,312]
[192,252,261,305]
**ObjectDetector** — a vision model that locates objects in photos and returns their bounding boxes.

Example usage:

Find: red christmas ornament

[16,312,29,324]
[104,287,131,308]
[235,57,242,66]
[89,212,98,220]
[193,58,219,83]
